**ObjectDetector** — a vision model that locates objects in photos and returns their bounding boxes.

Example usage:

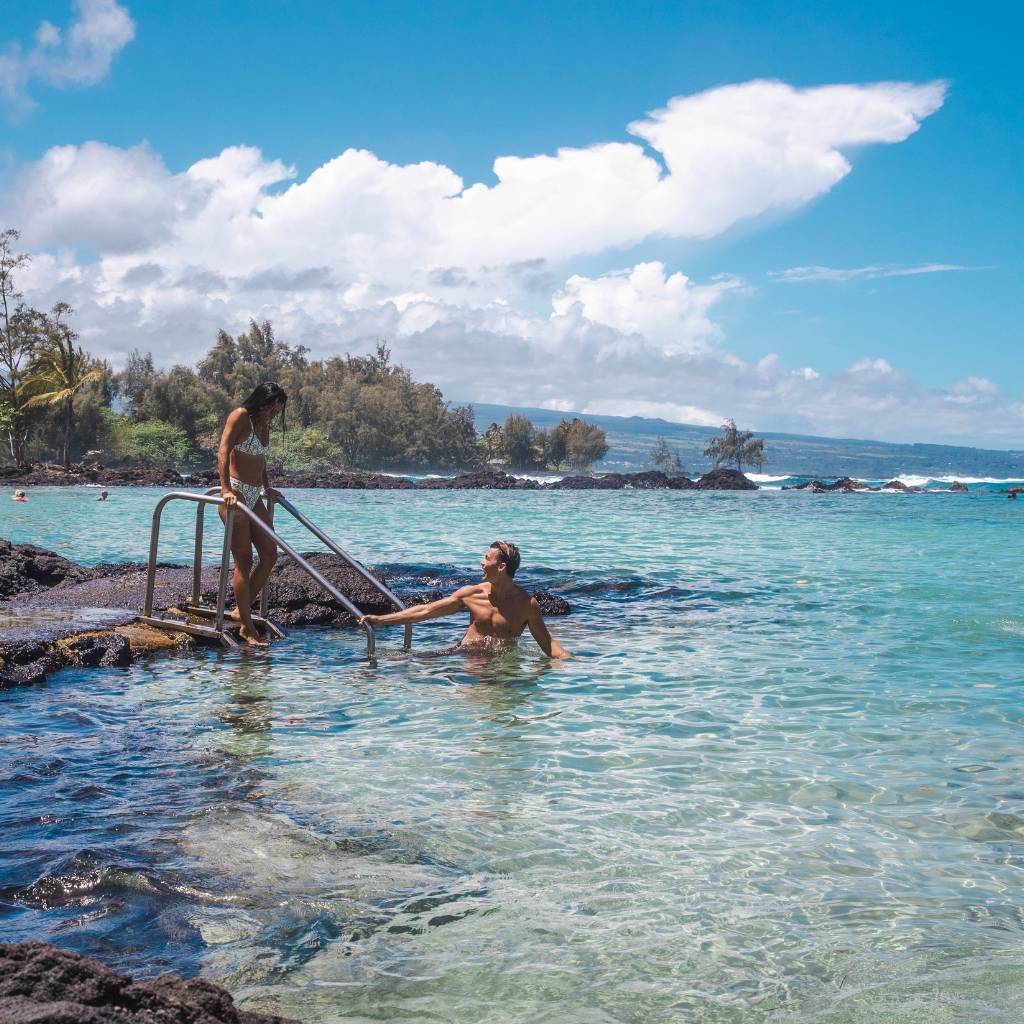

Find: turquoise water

[3,486,1024,1022]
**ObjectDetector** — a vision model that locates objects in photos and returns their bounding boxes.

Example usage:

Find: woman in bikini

[216,381,287,646]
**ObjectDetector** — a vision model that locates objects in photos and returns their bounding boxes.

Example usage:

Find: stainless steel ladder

[139,488,412,657]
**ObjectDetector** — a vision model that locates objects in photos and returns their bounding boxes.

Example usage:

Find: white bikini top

[234,418,270,457]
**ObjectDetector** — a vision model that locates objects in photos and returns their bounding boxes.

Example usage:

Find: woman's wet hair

[490,540,521,577]
[241,381,287,428]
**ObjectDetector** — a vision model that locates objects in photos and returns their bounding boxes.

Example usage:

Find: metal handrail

[200,487,411,651]
[143,490,377,657]
[269,492,412,650]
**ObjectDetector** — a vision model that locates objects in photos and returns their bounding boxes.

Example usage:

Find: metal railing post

[258,493,274,620]
[144,489,390,659]
[191,503,205,606]
[215,505,234,633]
[144,502,164,616]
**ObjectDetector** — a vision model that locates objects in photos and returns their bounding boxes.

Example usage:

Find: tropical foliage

[703,419,766,472]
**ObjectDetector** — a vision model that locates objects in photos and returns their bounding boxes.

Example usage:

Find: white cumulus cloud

[4,76,1010,445]
[0,0,135,116]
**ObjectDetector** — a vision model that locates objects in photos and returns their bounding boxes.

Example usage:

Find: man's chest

[464,593,524,632]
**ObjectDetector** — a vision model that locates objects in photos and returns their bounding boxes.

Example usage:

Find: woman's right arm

[217,409,248,505]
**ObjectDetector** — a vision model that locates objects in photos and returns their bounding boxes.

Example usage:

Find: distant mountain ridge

[465,402,1024,479]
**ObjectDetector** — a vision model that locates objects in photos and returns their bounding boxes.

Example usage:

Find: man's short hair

[490,541,521,577]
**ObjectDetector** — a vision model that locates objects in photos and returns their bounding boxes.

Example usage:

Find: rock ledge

[0,940,297,1023]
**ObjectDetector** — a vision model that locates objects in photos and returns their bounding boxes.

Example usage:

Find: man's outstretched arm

[360,586,472,628]
[526,599,572,659]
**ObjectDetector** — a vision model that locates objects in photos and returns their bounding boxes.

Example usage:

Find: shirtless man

[359,541,571,658]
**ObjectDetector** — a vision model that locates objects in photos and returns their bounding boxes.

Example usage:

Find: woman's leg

[246,499,279,608]
[219,505,268,646]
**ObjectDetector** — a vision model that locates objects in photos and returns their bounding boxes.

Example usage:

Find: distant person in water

[360,541,572,658]
[11,489,27,502]
[97,489,109,501]
[216,381,288,646]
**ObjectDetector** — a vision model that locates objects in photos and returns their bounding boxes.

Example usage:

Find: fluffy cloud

[0,1,135,116]
[5,76,1012,445]
[551,263,740,356]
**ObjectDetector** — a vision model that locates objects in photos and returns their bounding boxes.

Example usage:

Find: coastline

[4,464,1020,492]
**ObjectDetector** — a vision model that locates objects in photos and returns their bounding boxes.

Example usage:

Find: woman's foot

[238,625,270,647]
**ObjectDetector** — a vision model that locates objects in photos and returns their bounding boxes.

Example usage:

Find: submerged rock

[695,468,758,490]
[0,940,296,1023]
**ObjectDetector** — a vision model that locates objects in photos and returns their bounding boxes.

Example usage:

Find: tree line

[0,228,611,474]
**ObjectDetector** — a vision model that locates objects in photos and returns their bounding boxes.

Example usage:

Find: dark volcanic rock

[533,589,571,615]
[417,471,541,490]
[883,479,922,492]
[188,468,417,490]
[63,633,132,668]
[0,464,184,488]
[809,476,874,493]
[264,552,399,627]
[695,468,758,490]
[949,480,968,492]
[0,539,98,601]
[551,471,697,490]
[0,940,296,1023]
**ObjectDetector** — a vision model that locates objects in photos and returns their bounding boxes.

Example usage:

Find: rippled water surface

[3,486,1024,1022]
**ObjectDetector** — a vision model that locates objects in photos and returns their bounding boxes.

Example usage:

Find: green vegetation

[1,225,610,474]
[477,414,609,472]
[649,436,684,475]
[703,419,766,473]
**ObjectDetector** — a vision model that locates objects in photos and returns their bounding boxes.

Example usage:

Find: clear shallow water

[3,486,1024,1022]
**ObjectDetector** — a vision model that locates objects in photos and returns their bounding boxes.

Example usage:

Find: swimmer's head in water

[486,540,520,578]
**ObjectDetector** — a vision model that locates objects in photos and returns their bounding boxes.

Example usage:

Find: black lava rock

[533,589,571,615]
[64,633,132,668]
[0,940,297,1023]
[695,468,758,490]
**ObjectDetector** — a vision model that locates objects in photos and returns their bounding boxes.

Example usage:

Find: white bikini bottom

[229,477,262,508]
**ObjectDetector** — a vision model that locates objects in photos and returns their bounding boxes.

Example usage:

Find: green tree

[545,420,570,470]
[117,349,156,416]
[479,422,506,465]
[265,427,342,472]
[22,304,101,470]
[703,419,765,473]
[502,414,535,469]
[113,418,193,469]
[650,435,684,475]
[564,418,609,471]
[0,229,42,467]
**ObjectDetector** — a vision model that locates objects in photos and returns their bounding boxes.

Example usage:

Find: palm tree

[23,303,100,471]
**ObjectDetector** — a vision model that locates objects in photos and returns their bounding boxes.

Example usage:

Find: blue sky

[1,0,1021,445]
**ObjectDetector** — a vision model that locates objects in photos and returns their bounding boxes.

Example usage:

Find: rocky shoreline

[1,464,757,490]
[0,941,296,1023]
[0,538,571,687]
